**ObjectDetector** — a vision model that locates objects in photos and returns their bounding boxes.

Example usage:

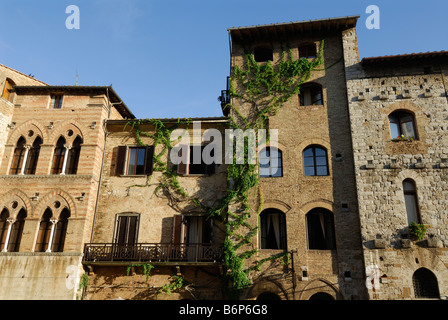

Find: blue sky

[1,0,447,119]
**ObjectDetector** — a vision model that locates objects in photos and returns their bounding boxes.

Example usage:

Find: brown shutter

[145,146,155,175]
[115,146,127,176]
[176,145,189,175]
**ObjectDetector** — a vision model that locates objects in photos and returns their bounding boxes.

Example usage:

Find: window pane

[315,156,327,166]
[135,148,146,175]
[303,157,314,167]
[401,121,415,138]
[260,167,270,177]
[271,167,282,177]
[304,167,315,176]
[127,148,137,174]
[403,180,415,192]
[390,122,400,139]
[259,154,270,166]
[314,148,326,156]
[303,148,314,157]
[404,194,419,224]
[316,166,328,176]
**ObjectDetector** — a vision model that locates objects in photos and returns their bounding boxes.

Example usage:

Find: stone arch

[49,120,86,145]
[242,277,289,300]
[299,199,335,217]
[299,278,341,300]
[32,189,76,219]
[0,189,31,219]
[6,120,47,146]
[380,100,428,143]
[260,200,292,215]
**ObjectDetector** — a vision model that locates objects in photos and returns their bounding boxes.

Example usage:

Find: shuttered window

[114,214,139,246]
[115,145,154,176]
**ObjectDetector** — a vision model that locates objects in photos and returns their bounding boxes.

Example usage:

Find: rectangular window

[115,145,154,176]
[50,95,63,109]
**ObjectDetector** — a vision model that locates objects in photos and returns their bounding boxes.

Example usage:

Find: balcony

[83,243,223,265]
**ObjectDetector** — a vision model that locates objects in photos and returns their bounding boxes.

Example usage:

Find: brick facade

[0,15,447,300]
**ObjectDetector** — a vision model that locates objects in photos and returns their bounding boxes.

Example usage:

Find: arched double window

[0,208,26,252]
[413,268,440,299]
[389,110,417,140]
[306,208,336,250]
[259,209,287,250]
[259,147,282,177]
[51,135,82,175]
[35,207,70,252]
[303,145,329,176]
[10,136,42,175]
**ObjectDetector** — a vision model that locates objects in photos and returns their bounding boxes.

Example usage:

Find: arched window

[8,209,26,252]
[1,78,15,102]
[24,136,42,175]
[10,137,26,175]
[389,110,417,140]
[298,44,317,59]
[254,46,273,62]
[51,137,66,174]
[259,147,282,177]
[413,268,440,299]
[303,145,328,176]
[299,83,323,106]
[306,208,336,250]
[66,136,82,174]
[35,207,70,253]
[403,179,421,225]
[259,209,287,250]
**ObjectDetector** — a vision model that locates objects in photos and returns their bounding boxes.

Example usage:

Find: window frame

[259,147,283,178]
[306,208,336,250]
[298,44,317,59]
[259,209,287,250]
[299,83,323,106]
[50,94,63,109]
[115,145,154,176]
[403,179,421,225]
[388,110,417,140]
[303,145,329,176]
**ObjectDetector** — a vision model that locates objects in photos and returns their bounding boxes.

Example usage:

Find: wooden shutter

[176,145,189,175]
[144,146,155,175]
[115,146,127,176]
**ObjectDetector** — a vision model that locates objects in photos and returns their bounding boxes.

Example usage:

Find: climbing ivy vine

[124,41,325,297]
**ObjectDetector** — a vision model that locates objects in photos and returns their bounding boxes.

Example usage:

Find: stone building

[0,63,134,299]
[343,29,448,299]
[0,14,447,300]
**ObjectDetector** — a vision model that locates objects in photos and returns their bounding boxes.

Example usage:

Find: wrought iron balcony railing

[83,243,223,264]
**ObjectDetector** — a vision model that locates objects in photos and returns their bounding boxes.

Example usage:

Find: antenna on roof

[75,69,79,86]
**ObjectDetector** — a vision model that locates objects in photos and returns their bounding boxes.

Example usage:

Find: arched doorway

[309,292,334,300]
[413,268,440,299]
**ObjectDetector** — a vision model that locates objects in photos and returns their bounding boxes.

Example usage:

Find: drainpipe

[89,87,121,244]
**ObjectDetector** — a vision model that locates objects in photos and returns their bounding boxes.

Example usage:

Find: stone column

[1,218,15,252]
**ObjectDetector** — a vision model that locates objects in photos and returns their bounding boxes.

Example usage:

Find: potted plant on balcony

[408,222,427,241]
